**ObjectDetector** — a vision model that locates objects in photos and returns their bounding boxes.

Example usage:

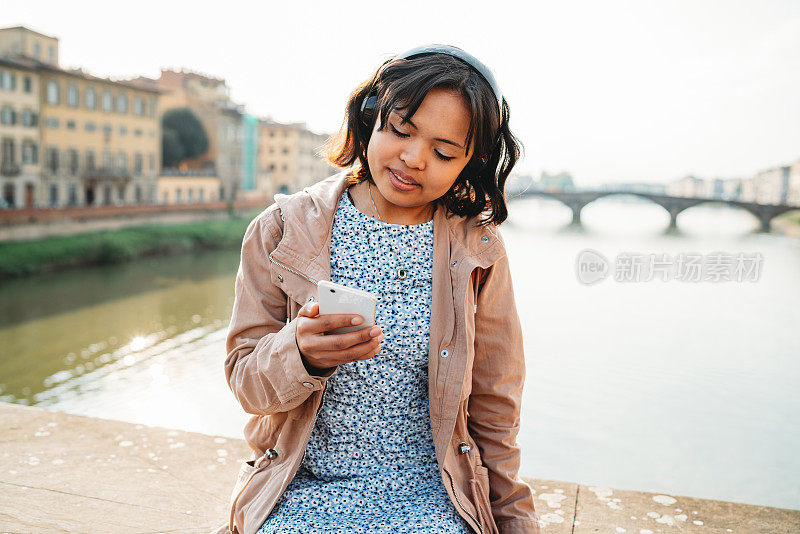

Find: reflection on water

[1,199,799,510]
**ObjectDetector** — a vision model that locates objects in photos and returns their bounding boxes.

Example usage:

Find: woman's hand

[295,302,384,373]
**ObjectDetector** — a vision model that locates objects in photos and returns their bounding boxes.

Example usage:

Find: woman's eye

[390,124,454,162]
[389,124,409,138]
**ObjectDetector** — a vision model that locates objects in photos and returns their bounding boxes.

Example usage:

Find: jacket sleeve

[224,207,334,416]
[468,236,541,534]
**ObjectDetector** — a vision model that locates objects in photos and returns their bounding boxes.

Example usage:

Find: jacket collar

[270,171,505,287]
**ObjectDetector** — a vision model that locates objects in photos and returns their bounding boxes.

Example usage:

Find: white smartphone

[316,280,378,335]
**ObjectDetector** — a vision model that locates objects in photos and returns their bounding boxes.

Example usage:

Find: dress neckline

[342,187,433,229]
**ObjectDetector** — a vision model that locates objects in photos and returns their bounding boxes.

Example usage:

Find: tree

[161,108,209,167]
[161,128,185,168]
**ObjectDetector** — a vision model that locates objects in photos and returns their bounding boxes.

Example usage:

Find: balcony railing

[0,163,21,177]
[161,167,217,177]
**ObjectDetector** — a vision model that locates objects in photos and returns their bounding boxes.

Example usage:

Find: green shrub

[0,215,256,279]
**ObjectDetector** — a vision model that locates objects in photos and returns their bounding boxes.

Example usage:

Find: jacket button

[451,260,458,267]
[302,381,315,389]
[266,448,278,459]
[458,442,471,454]
[440,349,449,358]
[481,235,490,243]
[277,274,284,282]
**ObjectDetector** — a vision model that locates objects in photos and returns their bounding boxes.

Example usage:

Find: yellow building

[0,26,59,66]
[0,26,162,207]
[0,56,40,208]
[257,119,336,197]
[157,174,221,205]
[38,67,160,206]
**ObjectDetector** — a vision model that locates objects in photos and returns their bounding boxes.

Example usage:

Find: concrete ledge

[1,402,798,533]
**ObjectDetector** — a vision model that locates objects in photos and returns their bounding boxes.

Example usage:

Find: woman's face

[366,87,474,224]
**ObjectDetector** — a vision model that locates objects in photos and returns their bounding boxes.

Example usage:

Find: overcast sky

[3,0,799,185]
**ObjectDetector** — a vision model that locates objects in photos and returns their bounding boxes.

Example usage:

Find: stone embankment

[1,403,798,533]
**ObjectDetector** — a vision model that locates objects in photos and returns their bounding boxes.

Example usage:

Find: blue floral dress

[258,187,473,533]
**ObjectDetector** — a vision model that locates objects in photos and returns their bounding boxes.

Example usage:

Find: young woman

[221,45,541,534]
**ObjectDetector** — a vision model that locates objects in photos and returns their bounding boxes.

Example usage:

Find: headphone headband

[395,44,503,116]
[360,44,504,119]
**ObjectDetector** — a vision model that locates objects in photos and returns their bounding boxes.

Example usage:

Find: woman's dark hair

[323,53,522,227]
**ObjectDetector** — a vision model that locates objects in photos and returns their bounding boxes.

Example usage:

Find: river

[1,197,798,510]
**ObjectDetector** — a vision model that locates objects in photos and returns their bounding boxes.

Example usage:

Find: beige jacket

[218,171,541,534]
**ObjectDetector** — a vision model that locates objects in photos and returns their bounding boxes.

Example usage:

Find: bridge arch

[513,190,800,232]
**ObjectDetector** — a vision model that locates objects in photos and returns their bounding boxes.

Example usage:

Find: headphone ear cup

[359,94,378,127]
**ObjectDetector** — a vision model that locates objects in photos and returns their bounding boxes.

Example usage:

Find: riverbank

[773,212,800,238]
[0,211,260,280]
[1,402,797,533]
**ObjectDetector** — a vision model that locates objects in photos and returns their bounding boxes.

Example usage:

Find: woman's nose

[399,142,426,170]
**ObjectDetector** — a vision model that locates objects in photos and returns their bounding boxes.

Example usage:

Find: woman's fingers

[320,334,384,365]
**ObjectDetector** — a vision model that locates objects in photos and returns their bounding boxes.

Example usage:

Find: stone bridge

[511,190,800,232]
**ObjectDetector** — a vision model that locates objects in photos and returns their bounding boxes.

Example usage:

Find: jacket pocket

[228,451,275,533]
[470,465,498,534]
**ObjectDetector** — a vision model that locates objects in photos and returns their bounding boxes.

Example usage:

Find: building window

[22,141,38,165]
[102,89,112,111]
[117,185,125,202]
[149,153,155,171]
[134,153,143,175]
[34,42,41,58]
[23,76,32,93]
[282,147,290,154]
[198,188,204,202]
[49,46,55,62]
[46,117,59,129]
[46,148,59,174]
[102,151,113,171]
[116,93,127,114]
[103,185,111,205]
[3,183,15,207]
[46,80,59,104]
[49,184,58,206]
[134,129,142,136]
[0,71,16,90]
[148,97,156,118]
[117,152,127,172]
[176,188,182,203]
[68,183,77,206]
[0,106,15,125]
[133,97,143,116]
[68,149,79,175]
[67,83,79,107]
[102,124,111,134]
[85,86,97,109]
[21,109,37,127]
[187,189,194,203]
[85,121,96,132]
[2,138,15,165]
[119,125,127,135]
[66,120,76,130]
[86,150,95,171]
[135,185,142,203]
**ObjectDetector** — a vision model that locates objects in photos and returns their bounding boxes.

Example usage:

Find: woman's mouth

[389,169,419,191]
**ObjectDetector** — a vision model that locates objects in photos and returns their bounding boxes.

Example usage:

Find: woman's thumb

[299,301,318,317]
